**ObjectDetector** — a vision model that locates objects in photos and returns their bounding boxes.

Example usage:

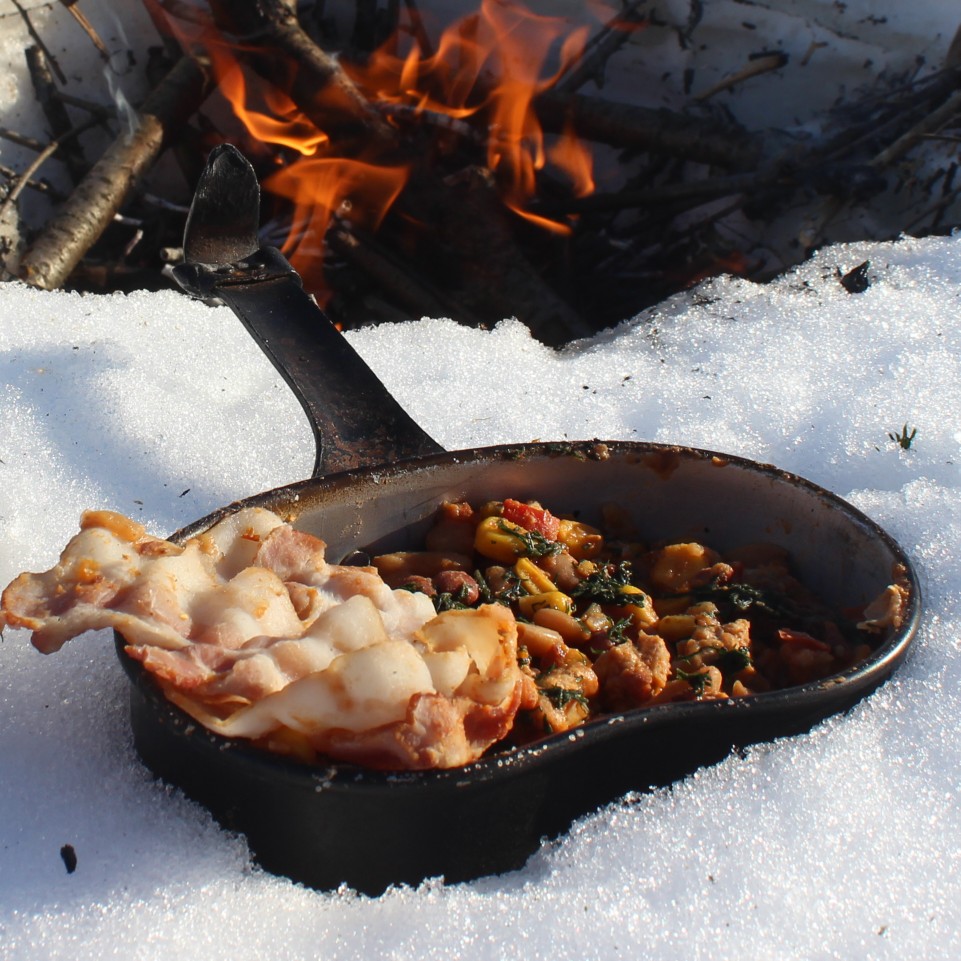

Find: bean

[435,570,480,604]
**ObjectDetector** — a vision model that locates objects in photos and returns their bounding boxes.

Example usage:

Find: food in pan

[1,498,906,769]
[0,508,522,769]
[371,498,907,742]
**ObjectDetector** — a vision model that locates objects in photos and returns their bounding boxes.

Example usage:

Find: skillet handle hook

[172,144,445,477]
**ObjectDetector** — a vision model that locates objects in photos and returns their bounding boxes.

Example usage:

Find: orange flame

[263,157,408,290]
[214,60,329,156]
[548,120,595,198]
[353,0,593,234]
[163,0,608,285]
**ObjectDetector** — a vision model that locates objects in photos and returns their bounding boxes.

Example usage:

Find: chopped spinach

[497,519,563,558]
[684,581,795,617]
[541,687,589,709]
[676,668,712,697]
[572,561,637,604]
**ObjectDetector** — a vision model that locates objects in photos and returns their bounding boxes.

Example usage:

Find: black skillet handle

[173,247,445,477]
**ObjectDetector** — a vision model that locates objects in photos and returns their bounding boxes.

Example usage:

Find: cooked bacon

[177,604,523,769]
[857,583,909,633]
[593,632,671,710]
[1,508,523,769]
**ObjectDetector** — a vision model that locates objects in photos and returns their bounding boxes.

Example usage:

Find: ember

[2,1,961,344]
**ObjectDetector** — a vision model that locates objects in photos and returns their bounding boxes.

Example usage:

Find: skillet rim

[113,437,921,791]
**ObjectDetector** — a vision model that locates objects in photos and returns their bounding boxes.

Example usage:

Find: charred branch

[208,0,398,149]
[554,0,650,95]
[326,220,478,324]
[61,0,112,63]
[11,0,66,84]
[534,91,761,169]
[417,166,591,344]
[25,45,87,184]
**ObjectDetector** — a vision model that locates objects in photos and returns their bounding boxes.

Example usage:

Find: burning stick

[17,55,211,291]
[534,92,760,170]
[208,0,397,148]
[327,221,479,324]
[198,0,591,343]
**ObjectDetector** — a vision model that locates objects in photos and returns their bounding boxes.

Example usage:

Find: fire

[210,54,328,157]
[263,157,408,291]
[351,0,593,234]
[161,1,617,289]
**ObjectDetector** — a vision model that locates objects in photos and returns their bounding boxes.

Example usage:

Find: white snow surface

[0,232,959,958]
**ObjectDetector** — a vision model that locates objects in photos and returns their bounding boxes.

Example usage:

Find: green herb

[716,646,752,674]
[398,582,428,595]
[541,687,589,709]
[493,568,524,605]
[473,568,494,604]
[497,519,563,558]
[675,644,752,673]
[607,616,633,645]
[676,668,712,697]
[432,582,473,613]
[683,581,795,618]
[888,423,917,450]
[572,562,637,604]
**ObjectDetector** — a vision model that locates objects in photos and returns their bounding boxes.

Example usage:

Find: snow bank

[0,232,958,959]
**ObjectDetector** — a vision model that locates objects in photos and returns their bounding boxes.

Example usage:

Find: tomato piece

[776,628,831,652]
[501,499,560,540]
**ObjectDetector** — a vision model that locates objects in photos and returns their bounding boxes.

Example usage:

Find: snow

[1,231,960,959]
[3,0,961,956]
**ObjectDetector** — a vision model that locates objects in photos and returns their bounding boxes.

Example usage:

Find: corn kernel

[514,557,558,594]
[474,515,527,563]
[557,518,604,560]
[607,585,658,629]
[654,613,697,641]
[650,542,718,591]
[518,591,574,619]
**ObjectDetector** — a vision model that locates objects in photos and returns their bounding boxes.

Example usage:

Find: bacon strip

[1,508,523,769]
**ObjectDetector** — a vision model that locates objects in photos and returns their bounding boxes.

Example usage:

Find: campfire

[3,0,961,345]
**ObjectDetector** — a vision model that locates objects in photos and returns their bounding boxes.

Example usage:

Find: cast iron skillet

[115,146,920,894]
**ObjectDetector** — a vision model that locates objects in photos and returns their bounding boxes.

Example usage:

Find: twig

[694,52,789,101]
[11,0,66,85]
[540,171,759,216]
[0,118,100,228]
[327,221,476,323]
[871,88,961,168]
[60,0,111,62]
[54,90,117,121]
[25,45,87,184]
[0,164,65,200]
[402,0,433,58]
[0,126,48,152]
[208,0,398,148]
[17,55,211,290]
[534,91,760,169]
[554,0,650,95]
